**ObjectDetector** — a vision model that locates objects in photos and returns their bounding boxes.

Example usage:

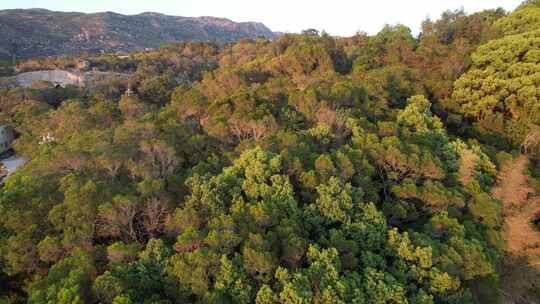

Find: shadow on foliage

[498,254,540,304]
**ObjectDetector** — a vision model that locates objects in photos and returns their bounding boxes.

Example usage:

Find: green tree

[28,251,95,304]
[452,5,540,144]
[139,75,177,106]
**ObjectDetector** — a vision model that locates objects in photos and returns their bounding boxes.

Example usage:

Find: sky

[0,0,523,36]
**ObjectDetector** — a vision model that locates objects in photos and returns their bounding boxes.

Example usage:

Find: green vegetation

[0,2,539,303]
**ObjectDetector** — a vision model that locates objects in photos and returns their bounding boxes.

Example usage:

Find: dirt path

[494,155,539,254]
[494,155,540,303]
[492,155,534,212]
[458,149,478,185]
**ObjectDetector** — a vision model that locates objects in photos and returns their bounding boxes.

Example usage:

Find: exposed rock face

[0,9,276,59]
[15,70,85,87]
[8,69,130,88]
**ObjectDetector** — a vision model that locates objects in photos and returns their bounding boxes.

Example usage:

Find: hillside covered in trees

[0,8,276,60]
[0,1,539,303]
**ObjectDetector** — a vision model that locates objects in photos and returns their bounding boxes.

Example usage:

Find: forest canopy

[0,2,539,304]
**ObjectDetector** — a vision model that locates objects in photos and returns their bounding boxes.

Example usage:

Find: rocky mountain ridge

[0,8,276,59]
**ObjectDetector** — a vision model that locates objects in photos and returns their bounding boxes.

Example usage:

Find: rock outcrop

[0,69,130,88]
[15,70,85,87]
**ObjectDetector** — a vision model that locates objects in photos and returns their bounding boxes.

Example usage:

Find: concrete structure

[0,125,15,154]
[2,155,26,176]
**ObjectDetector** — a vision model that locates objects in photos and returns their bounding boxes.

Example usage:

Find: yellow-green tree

[452,4,540,144]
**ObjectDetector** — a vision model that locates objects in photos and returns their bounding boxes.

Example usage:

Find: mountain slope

[0,9,276,59]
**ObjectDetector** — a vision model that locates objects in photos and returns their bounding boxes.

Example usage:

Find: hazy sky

[0,0,523,36]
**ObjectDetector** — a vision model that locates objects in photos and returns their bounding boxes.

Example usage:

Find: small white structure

[0,125,15,154]
[39,132,56,145]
